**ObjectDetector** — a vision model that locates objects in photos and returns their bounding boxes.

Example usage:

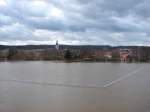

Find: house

[119,49,136,62]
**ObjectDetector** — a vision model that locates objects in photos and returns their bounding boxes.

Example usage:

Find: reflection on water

[0,61,149,112]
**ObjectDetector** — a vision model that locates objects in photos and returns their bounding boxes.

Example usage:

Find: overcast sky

[0,0,150,46]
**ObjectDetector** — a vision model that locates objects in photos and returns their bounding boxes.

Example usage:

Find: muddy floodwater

[0,61,150,112]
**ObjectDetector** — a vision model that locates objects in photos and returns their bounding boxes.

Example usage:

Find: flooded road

[0,61,150,112]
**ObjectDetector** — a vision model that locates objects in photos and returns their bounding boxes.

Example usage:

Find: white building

[55,40,59,50]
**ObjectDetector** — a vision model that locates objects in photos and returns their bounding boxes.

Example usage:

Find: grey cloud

[0,0,150,45]
[0,14,13,26]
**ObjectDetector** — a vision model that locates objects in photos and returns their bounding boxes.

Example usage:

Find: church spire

[55,40,59,50]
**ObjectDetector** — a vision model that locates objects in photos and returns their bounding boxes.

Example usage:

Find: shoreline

[0,59,149,63]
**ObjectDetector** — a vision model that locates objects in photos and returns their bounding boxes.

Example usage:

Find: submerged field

[0,62,149,112]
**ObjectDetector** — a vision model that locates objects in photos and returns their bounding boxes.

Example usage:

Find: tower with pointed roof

[55,40,59,50]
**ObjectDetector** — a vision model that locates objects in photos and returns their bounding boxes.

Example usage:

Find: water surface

[0,61,149,112]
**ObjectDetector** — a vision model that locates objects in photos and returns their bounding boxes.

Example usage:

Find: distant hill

[1,45,146,50]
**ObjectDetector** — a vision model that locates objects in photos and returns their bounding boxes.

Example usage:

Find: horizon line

[0,44,149,47]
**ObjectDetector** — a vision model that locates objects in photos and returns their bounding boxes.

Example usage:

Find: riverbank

[0,45,150,62]
[0,59,149,63]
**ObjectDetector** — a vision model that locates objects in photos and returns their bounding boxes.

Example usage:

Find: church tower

[55,40,59,50]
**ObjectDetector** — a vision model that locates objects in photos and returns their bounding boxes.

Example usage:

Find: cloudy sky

[0,0,150,46]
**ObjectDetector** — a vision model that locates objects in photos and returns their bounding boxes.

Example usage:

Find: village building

[119,49,136,62]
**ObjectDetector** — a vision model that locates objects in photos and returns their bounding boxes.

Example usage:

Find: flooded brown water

[0,61,150,112]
